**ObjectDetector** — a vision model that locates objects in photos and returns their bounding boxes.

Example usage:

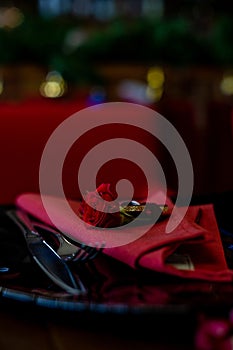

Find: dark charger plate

[0,191,233,343]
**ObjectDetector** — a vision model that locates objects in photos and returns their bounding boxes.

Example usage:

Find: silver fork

[70,242,105,263]
[11,210,104,264]
[33,223,104,263]
[27,219,104,263]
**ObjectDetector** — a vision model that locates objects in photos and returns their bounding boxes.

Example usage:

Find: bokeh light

[147,67,165,89]
[0,76,3,95]
[40,71,67,98]
[146,86,163,102]
[220,74,233,96]
[0,7,24,29]
[88,86,106,104]
[63,28,89,53]
[146,66,165,102]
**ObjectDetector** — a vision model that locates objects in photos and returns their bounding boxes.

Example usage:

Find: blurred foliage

[0,15,232,84]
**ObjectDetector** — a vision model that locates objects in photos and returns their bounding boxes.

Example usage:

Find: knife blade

[6,209,85,295]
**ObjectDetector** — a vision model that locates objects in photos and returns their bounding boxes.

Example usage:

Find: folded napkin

[15,192,233,282]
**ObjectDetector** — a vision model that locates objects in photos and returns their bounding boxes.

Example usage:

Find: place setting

[1,183,233,325]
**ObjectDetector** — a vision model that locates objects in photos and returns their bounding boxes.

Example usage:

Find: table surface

[0,301,194,350]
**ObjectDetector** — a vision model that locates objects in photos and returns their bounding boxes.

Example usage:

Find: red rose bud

[80,184,121,228]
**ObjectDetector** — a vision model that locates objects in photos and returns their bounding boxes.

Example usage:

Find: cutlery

[28,220,104,263]
[6,209,86,295]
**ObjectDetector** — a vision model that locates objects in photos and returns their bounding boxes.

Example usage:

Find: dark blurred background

[0,0,232,203]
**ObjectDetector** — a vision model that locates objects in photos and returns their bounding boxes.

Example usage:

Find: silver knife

[6,209,86,295]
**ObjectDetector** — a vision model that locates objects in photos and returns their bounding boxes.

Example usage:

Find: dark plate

[0,191,233,342]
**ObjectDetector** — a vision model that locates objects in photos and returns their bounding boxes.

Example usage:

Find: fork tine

[71,243,104,263]
[74,246,95,262]
[87,244,104,260]
[71,246,88,262]
[79,246,93,262]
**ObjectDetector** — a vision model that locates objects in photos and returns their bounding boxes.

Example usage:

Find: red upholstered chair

[156,97,198,193]
[0,98,87,204]
[1,98,170,205]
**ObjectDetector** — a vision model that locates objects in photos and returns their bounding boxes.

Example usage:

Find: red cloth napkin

[15,193,233,282]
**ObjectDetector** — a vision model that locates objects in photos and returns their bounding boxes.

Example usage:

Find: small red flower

[80,184,121,228]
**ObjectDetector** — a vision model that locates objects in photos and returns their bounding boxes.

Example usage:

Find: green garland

[0,15,232,84]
